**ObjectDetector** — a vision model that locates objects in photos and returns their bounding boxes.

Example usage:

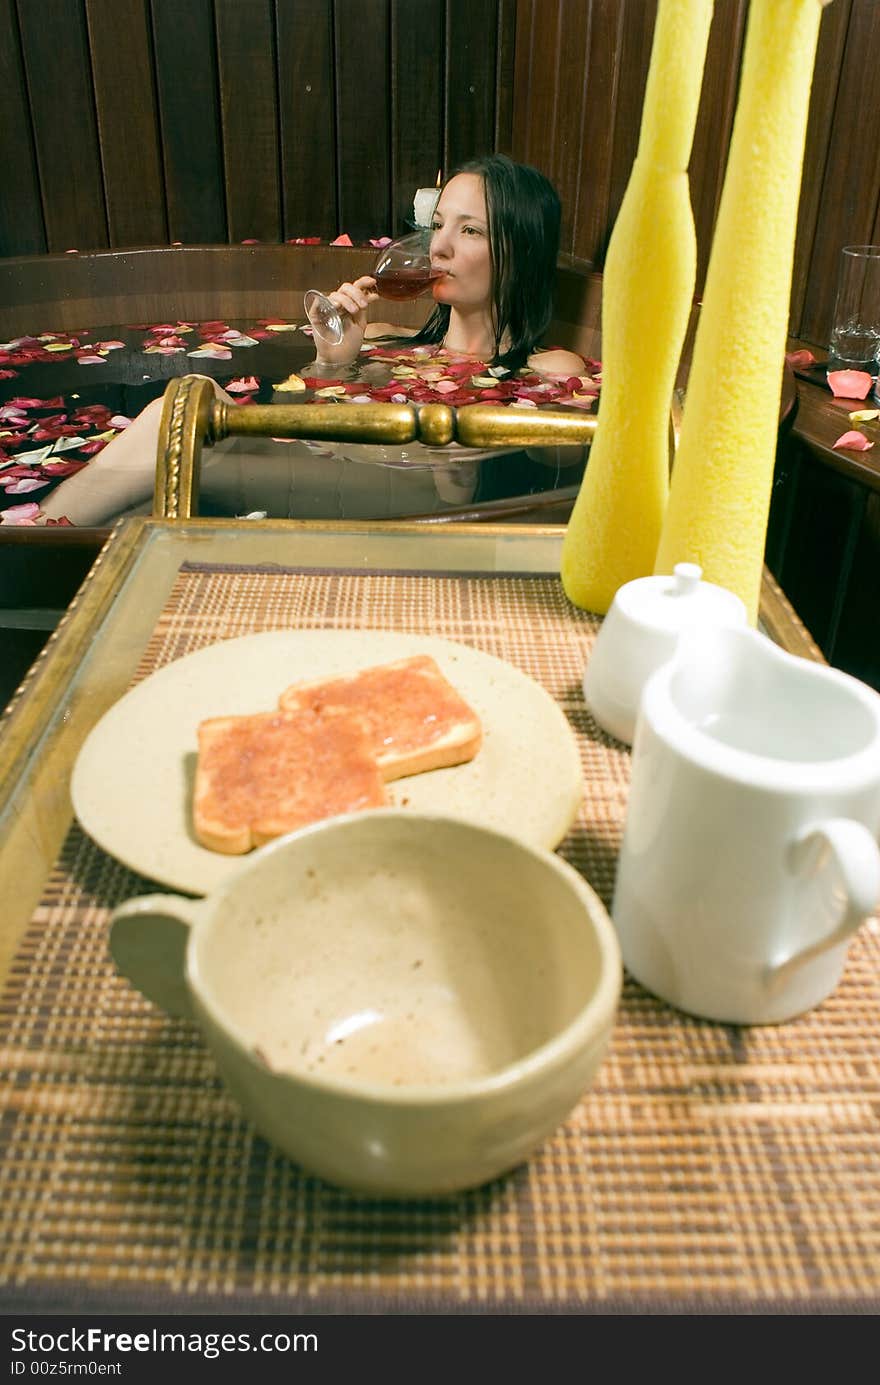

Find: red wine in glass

[375,266,445,301]
[304,230,443,346]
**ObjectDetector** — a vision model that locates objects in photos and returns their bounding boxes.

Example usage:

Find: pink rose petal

[3,476,48,494]
[827,369,873,400]
[833,430,874,451]
[226,376,260,393]
[330,233,353,246]
[0,502,41,523]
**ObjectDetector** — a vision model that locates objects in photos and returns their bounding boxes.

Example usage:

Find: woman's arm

[38,377,235,526]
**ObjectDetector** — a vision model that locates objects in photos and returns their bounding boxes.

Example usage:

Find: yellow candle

[653,0,827,623]
[561,0,714,615]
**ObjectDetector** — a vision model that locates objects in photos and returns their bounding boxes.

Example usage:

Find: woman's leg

[40,397,163,525]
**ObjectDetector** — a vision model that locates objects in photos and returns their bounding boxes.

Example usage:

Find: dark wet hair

[404,154,562,372]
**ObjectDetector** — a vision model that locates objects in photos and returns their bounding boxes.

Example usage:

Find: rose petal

[330,233,353,246]
[187,345,233,359]
[785,348,817,369]
[76,354,107,365]
[827,369,873,400]
[0,502,41,523]
[3,476,48,494]
[832,430,874,451]
[849,409,880,423]
[226,376,260,393]
[274,373,306,392]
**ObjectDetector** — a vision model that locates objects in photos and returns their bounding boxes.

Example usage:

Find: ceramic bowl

[109,809,621,1196]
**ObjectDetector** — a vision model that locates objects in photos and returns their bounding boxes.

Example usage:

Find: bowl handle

[766,818,880,992]
[109,894,203,1019]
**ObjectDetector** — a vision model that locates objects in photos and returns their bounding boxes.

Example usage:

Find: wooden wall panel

[0,0,45,255]
[278,0,337,239]
[16,0,108,252]
[335,0,392,239]
[445,0,502,172]
[688,0,747,289]
[215,0,283,242]
[789,0,851,333]
[85,0,167,247]
[493,0,517,152]
[511,0,880,347]
[572,1,624,264]
[799,0,880,346]
[392,0,444,232]
[152,0,227,245]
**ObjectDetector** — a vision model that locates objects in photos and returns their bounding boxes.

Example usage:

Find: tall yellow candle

[653,0,828,623]
[561,0,714,614]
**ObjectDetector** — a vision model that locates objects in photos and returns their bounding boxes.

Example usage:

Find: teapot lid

[614,563,747,633]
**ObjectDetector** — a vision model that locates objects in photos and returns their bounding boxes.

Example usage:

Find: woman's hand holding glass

[305,230,442,364]
[305,275,379,364]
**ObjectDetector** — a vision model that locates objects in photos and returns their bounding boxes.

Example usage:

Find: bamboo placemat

[1,560,879,1315]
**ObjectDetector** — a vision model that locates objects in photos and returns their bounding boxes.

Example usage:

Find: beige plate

[71,630,583,895]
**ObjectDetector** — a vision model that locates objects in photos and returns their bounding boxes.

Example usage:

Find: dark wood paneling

[335,0,392,238]
[392,0,444,234]
[604,0,656,251]
[511,0,880,345]
[688,0,747,290]
[277,0,337,240]
[151,0,226,244]
[789,0,851,334]
[494,0,517,153]
[16,0,108,252]
[0,0,45,255]
[551,0,589,254]
[85,0,166,247]
[799,0,880,346]
[572,0,622,264]
[445,0,500,172]
[215,0,282,242]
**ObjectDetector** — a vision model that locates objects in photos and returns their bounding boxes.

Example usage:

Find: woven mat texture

[1,561,879,1315]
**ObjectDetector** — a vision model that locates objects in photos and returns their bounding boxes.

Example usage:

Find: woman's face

[430,173,492,311]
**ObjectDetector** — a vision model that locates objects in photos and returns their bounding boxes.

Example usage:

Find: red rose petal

[827,369,873,400]
[330,233,353,246]
[785,348,817,369]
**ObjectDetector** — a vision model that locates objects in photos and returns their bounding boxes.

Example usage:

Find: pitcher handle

[109,894,203,1019]
[766,818,880,992]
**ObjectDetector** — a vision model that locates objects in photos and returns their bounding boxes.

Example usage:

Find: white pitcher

[612,626,880,1024]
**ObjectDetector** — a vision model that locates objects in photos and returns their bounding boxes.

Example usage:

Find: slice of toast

[193,707,386,854]
[278,654,482,780]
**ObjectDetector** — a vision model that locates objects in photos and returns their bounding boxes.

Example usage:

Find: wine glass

[304,229,445,348]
